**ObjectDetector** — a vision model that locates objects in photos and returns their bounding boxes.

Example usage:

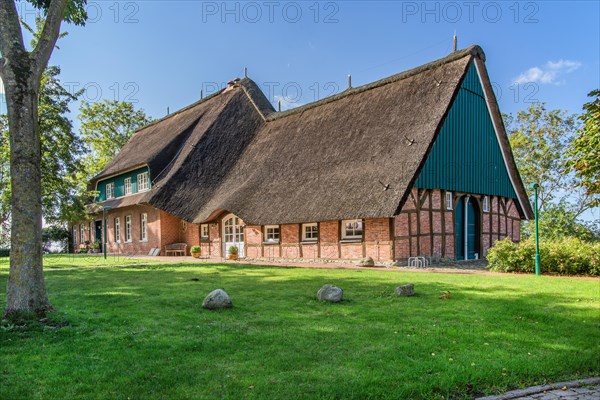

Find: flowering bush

[487,237,599,276]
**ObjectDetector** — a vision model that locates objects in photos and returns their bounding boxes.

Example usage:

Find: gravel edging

[476,377,600,400]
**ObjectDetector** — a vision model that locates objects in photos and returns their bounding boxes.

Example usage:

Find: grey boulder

[395,284,415,296]
[202,289,233,309]
[357,257,375,267]
[317,284,343,302]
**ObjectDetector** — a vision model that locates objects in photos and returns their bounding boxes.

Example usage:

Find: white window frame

[201,224,209,238]
[342,219,363,240]
[73,226,78,245]
[80,224,85,243]
[302,223,318,241]
[446,192,453,210]
[124,177,132,195]
[106,182,115,199]
[140,213,148,241]
[125,215,132,242]
[114,217,121,243]
[483,196,490,213]
[137,172,149,192]
[264,225,280,243]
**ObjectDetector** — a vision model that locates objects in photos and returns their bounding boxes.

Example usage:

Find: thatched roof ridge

[238,78,276,119]
[138,49,472,225]
[267,45,485,121]
[90,89,227,185]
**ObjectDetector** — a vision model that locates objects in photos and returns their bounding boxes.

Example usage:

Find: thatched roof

[92,45,533,222]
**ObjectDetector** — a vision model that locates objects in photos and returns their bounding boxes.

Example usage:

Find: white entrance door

[223,214,245,258]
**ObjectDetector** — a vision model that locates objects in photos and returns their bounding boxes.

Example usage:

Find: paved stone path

[477,378,600,400]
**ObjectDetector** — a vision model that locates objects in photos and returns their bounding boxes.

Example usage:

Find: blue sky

[2,0,598,120]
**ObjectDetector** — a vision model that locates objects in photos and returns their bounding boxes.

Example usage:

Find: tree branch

[0,0,26,68]
[31,0,69,78]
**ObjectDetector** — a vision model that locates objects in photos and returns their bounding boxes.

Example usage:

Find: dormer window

[138,172,149,191]
[124,177,132,195]
[106,182,115,199]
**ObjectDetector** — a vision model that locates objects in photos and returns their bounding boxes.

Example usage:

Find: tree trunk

[3,56,50,317]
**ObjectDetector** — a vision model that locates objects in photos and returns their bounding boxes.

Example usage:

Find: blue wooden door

[466,199,476,259]
[455,197,478,260]
[455,198,465,259]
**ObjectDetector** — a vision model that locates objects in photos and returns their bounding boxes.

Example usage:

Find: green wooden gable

[414,62,517,200]
[96,166,150,202]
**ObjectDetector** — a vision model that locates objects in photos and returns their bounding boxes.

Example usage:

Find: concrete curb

[476,377,600,400]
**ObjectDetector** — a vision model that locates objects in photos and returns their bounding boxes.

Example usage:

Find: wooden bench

[164,243,187,256]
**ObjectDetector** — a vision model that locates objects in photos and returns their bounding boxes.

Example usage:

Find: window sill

[340,239,362,243]
[301,241,318,244]
[140,239,148,243]
[263,241,280,245]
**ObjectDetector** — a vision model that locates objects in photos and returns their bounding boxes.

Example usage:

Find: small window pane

[137,172,149,191]
[201,224,209,238]
[303,223,318,241]
[124,178,132,195]
[265,225,280,242]
[115,218,121,243]
[125,215,132,242]
[342,220,363,239]
[106,183,115,199]
[446,192,453,210]
[141,213,148,241]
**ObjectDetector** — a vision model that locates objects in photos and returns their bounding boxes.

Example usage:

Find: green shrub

[228,246,238,255]
[487,237,600,276]
[0,248,9,257]
[190,245,201,253]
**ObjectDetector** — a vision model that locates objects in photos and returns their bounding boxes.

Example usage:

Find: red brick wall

[245,225,262,259]
[159,210,200,256]
[210,215,393,262]
[102,204,162,255]
[319,221,339,259]
[73,206,201,256]
[281,224,300,259]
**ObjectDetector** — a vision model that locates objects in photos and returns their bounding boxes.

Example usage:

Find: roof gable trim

[473,59,532,219]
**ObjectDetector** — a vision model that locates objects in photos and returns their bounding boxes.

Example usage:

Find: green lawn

[1,256,599,399]
[0,253,158,270]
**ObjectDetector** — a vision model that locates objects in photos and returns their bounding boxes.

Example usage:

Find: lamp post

[529,183,541,276]
[102,206,112,260]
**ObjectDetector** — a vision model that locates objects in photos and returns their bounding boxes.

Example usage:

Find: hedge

[487,237,600,276]
[0,248,9,257]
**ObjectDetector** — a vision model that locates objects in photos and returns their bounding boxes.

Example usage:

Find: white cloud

[514,59,582,85]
